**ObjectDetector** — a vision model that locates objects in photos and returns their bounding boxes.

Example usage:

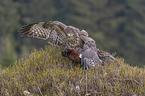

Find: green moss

[0,45,145,95]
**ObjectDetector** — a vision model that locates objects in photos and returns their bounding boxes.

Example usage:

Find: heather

[1,46,144,95]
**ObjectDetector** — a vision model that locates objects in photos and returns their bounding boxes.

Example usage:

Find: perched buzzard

[19,21,115,68]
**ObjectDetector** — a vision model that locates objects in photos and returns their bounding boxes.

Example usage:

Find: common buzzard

[19,21,115,68]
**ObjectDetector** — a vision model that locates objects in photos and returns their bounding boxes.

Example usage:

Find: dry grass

[0,46,145,96]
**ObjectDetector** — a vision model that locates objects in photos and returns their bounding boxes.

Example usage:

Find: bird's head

[64,26,81,48]
[65,26,79,39]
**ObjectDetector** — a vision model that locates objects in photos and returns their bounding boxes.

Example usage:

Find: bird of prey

[19,21,115,68]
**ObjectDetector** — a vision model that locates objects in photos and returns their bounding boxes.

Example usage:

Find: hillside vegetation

[0,46,145,96]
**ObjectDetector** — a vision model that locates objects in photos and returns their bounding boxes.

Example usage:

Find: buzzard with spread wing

[19,21,115,68]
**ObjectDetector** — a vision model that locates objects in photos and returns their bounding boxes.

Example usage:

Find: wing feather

[18,21,67,45]
[80,36,102,67]
[81,48,102,67]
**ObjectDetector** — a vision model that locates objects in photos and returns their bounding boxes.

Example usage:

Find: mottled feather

[19,21,67,46]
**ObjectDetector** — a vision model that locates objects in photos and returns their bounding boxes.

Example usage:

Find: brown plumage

[62,49,81,63]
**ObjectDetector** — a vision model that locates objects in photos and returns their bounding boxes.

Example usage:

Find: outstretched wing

[18,21,68,46]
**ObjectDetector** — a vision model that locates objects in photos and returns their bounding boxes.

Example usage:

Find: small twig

[134,79,141,85]
[113,78,142,86]
[86,66,88,95]
[38,86,43,96]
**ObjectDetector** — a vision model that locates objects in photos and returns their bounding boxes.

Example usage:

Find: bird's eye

[68,34,71,38]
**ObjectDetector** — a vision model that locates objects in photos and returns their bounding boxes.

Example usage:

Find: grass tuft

[0,45,145,96]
